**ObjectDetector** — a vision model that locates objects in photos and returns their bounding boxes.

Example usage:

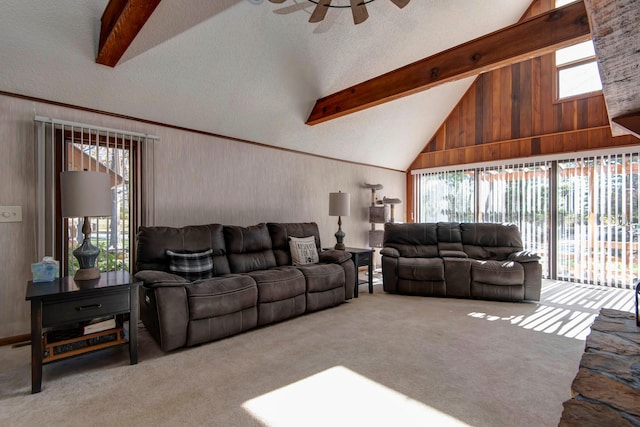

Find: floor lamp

[60,171,112,281]
[329,191,350,250]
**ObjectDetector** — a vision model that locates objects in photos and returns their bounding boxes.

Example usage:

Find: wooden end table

[25,270,141,393]
[325,247,374,297]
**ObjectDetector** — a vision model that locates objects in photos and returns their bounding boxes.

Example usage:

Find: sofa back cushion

[136,224,230,275]
[461,223,523,260]
[436,222,464,252]
[224,223,277,273]
[383,223,439,258]
[267,222,322,266]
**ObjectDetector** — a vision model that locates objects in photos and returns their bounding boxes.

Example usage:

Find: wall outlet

[0,206,22,222]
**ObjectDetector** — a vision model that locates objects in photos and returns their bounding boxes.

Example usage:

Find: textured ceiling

[0,0,532,170]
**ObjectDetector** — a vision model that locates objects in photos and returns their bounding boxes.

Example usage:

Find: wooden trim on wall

[0,90,404,174]
[0,333,30,347]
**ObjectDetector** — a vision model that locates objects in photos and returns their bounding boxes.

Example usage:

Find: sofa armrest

[135,270,189,287]
[440,250,468,258]
[380,247,400,258]
[319,249,352,264]
[508,250,541,263]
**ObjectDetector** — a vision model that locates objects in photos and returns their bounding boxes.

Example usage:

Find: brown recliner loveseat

[134,222,355,352]
[381,222,541,301]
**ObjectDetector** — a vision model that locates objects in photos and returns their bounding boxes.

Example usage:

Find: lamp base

[334,218,346,251]
[74,267,101,281]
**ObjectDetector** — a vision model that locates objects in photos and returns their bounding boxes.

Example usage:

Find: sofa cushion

[384,223,439,257]
[185,274,257,320]
[268,222,321,266]
[295,263,345,293]
[248,267,306,325]
[461,223,524,260]
[224,223,277,273]
[288,236,319,265]
[397,258,445,281]
[296,263,345,312]
[437,222,464,253]
[166,249,214,281]
[248,267,306,303]
[470,260,524,286]
[136,224,230,275]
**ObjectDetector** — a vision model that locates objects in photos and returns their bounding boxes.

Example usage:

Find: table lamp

[329,191,350,250]
[60,171,112,281]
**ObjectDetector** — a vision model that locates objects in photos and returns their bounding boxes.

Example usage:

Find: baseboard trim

[0,334,30,347]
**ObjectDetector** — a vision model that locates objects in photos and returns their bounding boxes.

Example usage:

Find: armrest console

[439,250,468,258]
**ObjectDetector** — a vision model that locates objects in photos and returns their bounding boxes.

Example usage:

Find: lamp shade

[329,192,350,217]
[60,171,112,218]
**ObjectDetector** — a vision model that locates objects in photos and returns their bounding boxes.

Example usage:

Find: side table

[325,247,374,297]
[25,270,141,393]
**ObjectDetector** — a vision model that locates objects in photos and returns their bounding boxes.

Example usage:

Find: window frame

[554,42,602,103]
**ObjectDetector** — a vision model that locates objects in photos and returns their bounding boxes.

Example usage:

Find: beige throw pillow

[288,236,319,265]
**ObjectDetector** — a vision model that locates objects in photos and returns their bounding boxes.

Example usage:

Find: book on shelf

[82,317,116,335]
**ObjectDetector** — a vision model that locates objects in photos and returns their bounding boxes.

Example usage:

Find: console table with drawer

[25,271,141,393]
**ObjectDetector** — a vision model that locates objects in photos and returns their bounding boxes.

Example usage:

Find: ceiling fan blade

[350,0,369,24]
[269,0,287,3]
[274,2,311,15]
[309,0,332,23]
[390,0,410,8]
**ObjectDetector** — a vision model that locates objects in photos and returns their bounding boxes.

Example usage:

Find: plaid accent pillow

[288,236,319,265]
[166,249,214,281]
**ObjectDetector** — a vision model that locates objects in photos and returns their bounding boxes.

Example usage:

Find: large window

[35,118,156,276]
[60,130,135,275]
[556,41,602,99]
[557,154,640,287]
[414,169,475,223]
[554,0,602,100]
[413,151,640,289]
[414,163,550,275]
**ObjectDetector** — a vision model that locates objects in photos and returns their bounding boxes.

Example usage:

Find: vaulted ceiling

[1,0,543,170]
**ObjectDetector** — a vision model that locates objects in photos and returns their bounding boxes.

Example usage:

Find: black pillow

[166,249,214,281]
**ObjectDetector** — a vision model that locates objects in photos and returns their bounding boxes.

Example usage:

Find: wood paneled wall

[406,0,640,219]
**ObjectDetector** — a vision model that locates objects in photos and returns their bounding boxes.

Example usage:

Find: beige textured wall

[0,94,405,339]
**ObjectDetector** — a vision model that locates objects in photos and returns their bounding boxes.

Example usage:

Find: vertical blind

[413,151,640,289]
[34,117,157,275]
[557,154,640,287]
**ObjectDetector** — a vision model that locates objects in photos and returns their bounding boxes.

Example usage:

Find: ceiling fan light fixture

[309,0,332,23]
[271,0,408,26]
[350,0,369,24]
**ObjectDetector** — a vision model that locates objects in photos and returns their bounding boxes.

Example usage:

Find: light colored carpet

[0,278,634,427]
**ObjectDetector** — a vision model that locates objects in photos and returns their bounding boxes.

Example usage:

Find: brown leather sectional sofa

[381,222,542,301]
[134,222,355,352]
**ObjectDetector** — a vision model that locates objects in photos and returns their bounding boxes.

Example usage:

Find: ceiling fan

[267,0,411,25]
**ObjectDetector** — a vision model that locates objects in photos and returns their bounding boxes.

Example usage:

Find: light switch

[0,206,22,223]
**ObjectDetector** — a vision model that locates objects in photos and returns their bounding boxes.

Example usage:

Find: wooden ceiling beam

[306,1,591,125]
[96,0,162,67]
[613,112,640,139]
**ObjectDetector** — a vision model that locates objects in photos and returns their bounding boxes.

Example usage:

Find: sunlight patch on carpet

[242,366,471,427]
[467,281,635,340]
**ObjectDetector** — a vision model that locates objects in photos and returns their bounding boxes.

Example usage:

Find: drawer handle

[76,304,102,311]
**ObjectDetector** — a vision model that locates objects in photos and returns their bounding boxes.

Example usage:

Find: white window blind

[412,152,640,289]
[558,153,640,287]
[34,117,157,275]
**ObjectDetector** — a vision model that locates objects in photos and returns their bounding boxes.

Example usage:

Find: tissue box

[32,258,60,283]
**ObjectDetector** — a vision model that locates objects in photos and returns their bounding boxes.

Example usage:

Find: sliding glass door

[413,150,640,289]
[557,154,640,286]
